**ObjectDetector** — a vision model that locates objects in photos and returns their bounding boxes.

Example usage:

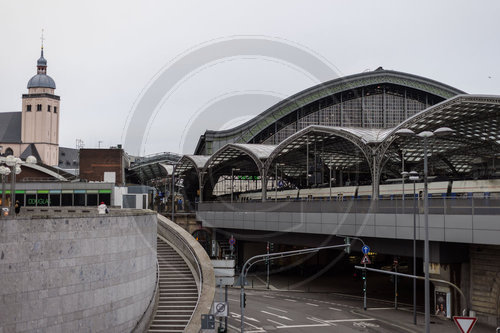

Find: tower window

[54,106,58,114]
[27,105,32,112]
[36,104,42,111]
[47,105,51,112]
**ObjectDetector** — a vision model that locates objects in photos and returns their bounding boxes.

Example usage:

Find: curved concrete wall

[0,210,157,333]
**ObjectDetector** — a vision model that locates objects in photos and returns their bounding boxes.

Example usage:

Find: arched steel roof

[264,125,376,176]
[196,69,465,153]
[128,152,181,182]
[379,95,500,173]
[204,143,277,172]
[174,155,210,176]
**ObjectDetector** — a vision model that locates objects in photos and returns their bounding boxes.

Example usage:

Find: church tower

[21,42,60,166]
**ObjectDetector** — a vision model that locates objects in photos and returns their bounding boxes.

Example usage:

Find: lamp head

[395,128,416,137]
[5,155,16,167]
[0,166,11,176]
[417,131,434,138]
[409,170,419,181]
[433,127,455,137]
[26,155,37,164]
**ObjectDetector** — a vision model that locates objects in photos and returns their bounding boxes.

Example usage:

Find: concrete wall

[0,210,157,333]
[470,245,500,327]
[197,201,500,245]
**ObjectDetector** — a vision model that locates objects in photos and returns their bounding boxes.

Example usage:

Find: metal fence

[198,197,500,216]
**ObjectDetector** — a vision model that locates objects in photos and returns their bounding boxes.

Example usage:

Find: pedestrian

[98,201,108,214]
[14,200,20,216]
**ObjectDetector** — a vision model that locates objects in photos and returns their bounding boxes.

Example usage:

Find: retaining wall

[0,210,157,333]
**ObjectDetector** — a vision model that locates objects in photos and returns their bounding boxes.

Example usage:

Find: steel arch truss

[203,143,276,201]
[264,125,378,195]
[378,95,500,182]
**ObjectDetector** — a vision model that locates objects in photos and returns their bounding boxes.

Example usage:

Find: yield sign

[453,316,477,333]
[360,254,371,265]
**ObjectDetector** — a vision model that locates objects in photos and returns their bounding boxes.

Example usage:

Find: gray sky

[1,0,499,155]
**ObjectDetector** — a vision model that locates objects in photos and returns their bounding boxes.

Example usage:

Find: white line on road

[366,307,394,310]
[230,311,260,323]
[306,303,319,307]
[283,298,297,302]
[307,316,337,326]
[276,323,329,329]
[226,323,265,333]
[267,319,285,326]
[262,295,275,299]
[267,306,288,313]
[261,310,292,321]
[329,307,342,311]
[325,318,377,323]
[228,298,239,302]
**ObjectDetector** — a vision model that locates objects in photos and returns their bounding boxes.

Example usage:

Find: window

[27,104,32,112]
[47,105,51,112]
[54,106,57,114]
[36,104,42,111]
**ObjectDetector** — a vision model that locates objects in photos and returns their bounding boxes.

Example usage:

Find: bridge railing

[198,197,500,215]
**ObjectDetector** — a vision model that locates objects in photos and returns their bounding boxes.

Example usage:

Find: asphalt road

[218,288,419,333]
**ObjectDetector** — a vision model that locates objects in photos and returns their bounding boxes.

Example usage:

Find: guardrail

[156,214,215,332]
[198,197,500,215]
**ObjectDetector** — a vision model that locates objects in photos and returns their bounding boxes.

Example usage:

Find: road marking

[228,298,239,302]
[267,319,285,326]
[276,323,329,329]
[329,307,342,311]
[366,307,394,310]
[261,310,292,321]
[267,306,287,313]
[283,298,297,302]
[325,318,377,323]
[306,303,319,307]
[307,317,337,326]
[263,295,275,299]
[247,317,260,323]
[353,321,380,328]
[226,323,265,333]
[230,311,260,323]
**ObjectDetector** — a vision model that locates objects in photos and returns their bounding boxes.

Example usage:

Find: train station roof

[186,94,500,181]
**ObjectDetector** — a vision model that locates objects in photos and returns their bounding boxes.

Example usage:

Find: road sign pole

[224,285,228,332]
[363,262,367,310]
[395,263,398,310]
[266,242,270,289]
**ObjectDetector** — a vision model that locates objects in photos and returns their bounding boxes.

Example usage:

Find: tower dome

[27,47,56,89]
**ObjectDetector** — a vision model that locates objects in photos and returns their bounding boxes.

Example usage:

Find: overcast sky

[1,1,499,156]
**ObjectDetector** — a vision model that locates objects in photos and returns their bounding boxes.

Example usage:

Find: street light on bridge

[395,127,454,333]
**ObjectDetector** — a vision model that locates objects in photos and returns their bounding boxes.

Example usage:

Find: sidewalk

[239,272,496,333]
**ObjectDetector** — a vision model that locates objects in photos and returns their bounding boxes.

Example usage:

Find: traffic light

[344,237,351,254]
[241,292,247,308]
[269,242,274,252]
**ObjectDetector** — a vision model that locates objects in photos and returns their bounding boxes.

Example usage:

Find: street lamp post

[409,170,420,325]
[230,168,240,203]
[329,165,333,201]
[402,150,406,213]
[0,164,11,218]
[395,127,454,333]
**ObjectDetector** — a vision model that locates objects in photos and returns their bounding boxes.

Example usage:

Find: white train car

[236,179,500,201]
[451,179,500,198]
